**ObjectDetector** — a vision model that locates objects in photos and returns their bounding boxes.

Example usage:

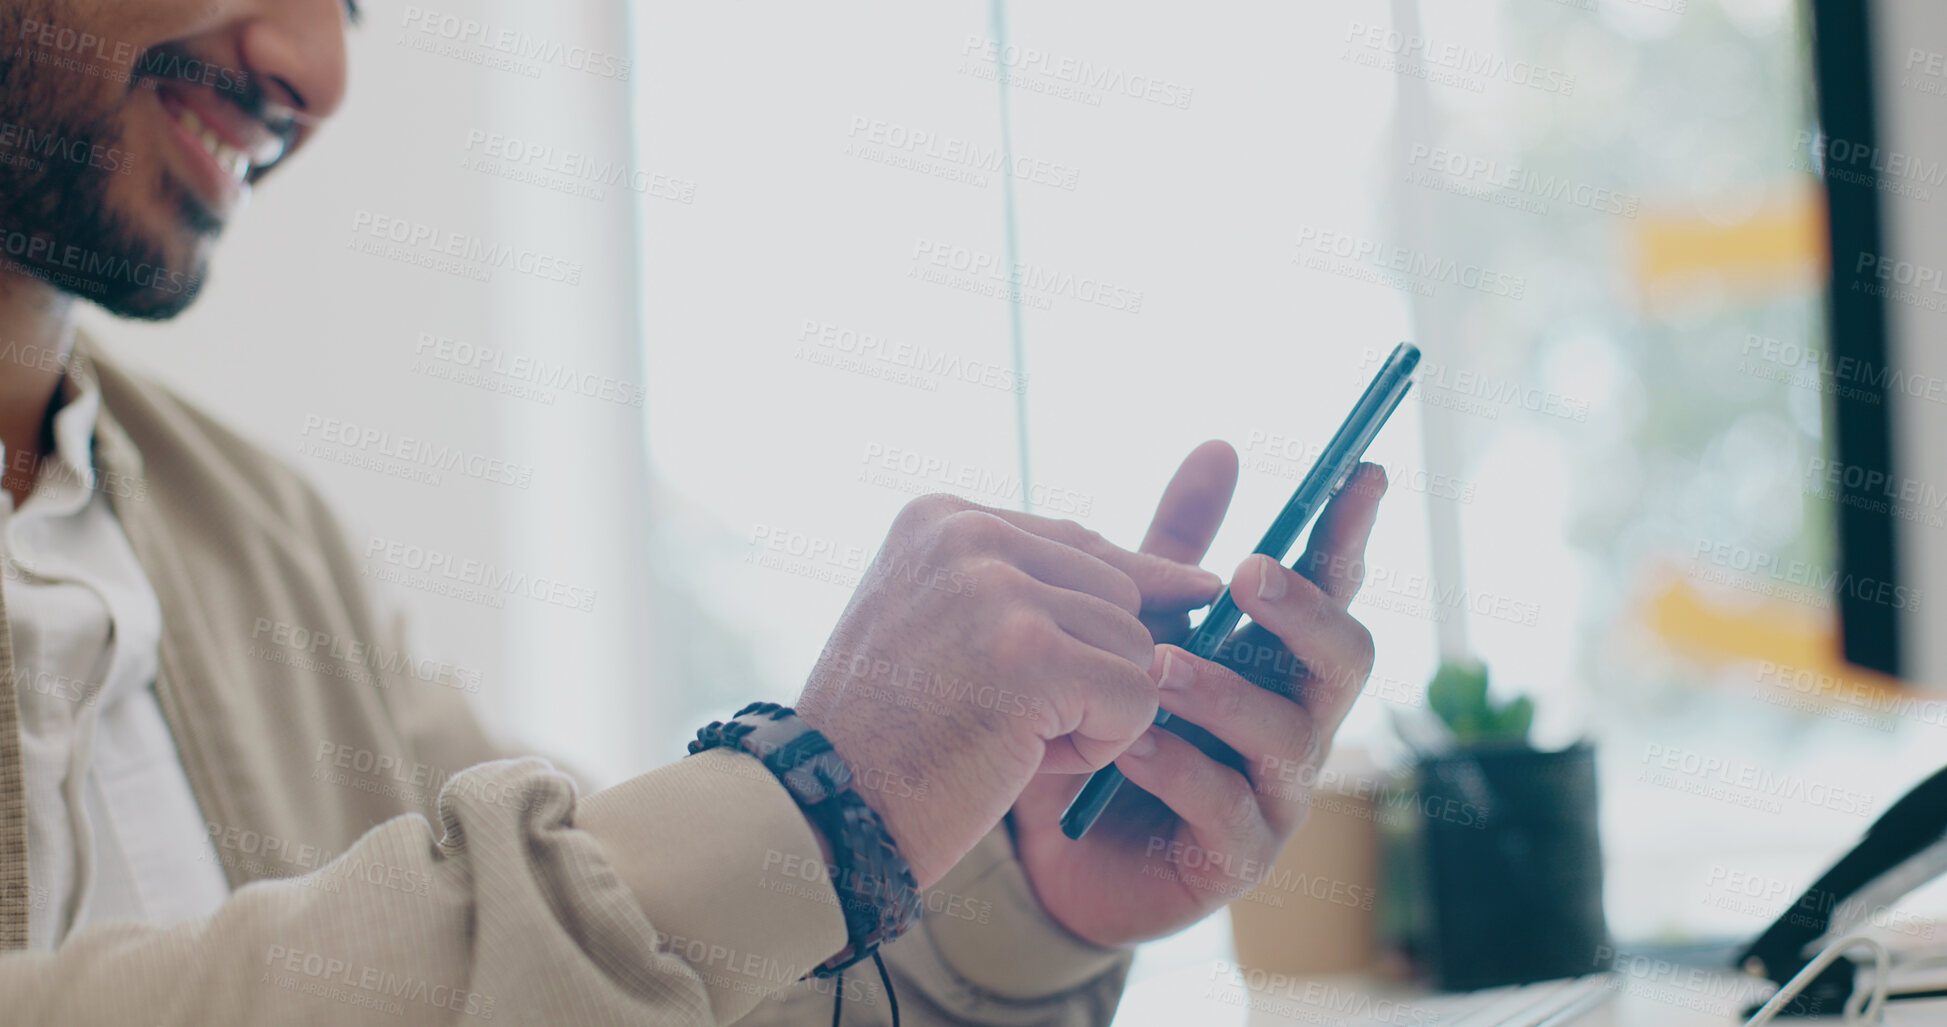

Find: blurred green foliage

[1427,661,1534,746]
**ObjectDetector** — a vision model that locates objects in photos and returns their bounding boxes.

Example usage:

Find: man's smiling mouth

[168,101,251,183]
[141,52,296,220]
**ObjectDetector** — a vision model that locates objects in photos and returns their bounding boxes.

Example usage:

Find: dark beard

[0,0,209,320]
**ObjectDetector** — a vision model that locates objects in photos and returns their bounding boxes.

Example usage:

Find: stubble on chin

[0,1,210,320]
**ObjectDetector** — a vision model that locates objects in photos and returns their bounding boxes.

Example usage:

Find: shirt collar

[4,351,103,519]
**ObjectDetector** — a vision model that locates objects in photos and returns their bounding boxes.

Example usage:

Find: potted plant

[1400,661,1608,991]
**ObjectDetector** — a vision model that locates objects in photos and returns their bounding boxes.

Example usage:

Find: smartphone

[1058,342,1422,840]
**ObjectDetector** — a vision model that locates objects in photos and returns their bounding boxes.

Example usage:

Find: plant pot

[1229,750,1383,976]
[1411,741,1607,991]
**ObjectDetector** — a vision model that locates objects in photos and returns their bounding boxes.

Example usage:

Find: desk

[1109,916,1947,1026]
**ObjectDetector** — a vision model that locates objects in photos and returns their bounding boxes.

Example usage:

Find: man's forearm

[3,756,847,1027]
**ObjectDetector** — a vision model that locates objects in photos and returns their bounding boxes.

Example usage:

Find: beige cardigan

[0,334,1131,1025]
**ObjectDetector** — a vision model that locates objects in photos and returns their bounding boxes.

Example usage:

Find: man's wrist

[688,703,923,974]
[575,752,848,1020]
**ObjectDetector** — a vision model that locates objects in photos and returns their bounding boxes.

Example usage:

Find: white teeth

[170,103,251,185]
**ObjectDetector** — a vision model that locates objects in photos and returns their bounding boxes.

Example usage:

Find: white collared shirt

[4,369,230,950]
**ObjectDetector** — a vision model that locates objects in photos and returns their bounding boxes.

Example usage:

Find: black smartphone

[1058,342,1422,839]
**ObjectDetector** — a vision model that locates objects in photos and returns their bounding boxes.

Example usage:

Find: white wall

[81,0,653,786]
[632,0,1437,752]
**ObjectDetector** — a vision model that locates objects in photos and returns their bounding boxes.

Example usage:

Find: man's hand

[795,493,1222,889]
[1010,441,1385,947]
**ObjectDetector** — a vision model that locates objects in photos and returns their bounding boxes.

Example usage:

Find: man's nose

[236,0,349,122]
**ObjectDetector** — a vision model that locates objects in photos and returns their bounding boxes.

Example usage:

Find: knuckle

[902,492,966,525]
[963,554,1026,595]
[1216,776,1262,837]
[1202,668,1248,725]
[1055,518,1097,546]
[1118,663,1162,718]
[1338,560,1370,595]
[1296,577,1333,625]
[994,607,1058,669]
[1115,608,1154,656]
[941,509,1012,553]
[1265,579,1332,641]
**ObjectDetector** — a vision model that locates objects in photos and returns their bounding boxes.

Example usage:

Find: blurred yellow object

[1647,570,1907,701]
[1633,183,1826,308]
